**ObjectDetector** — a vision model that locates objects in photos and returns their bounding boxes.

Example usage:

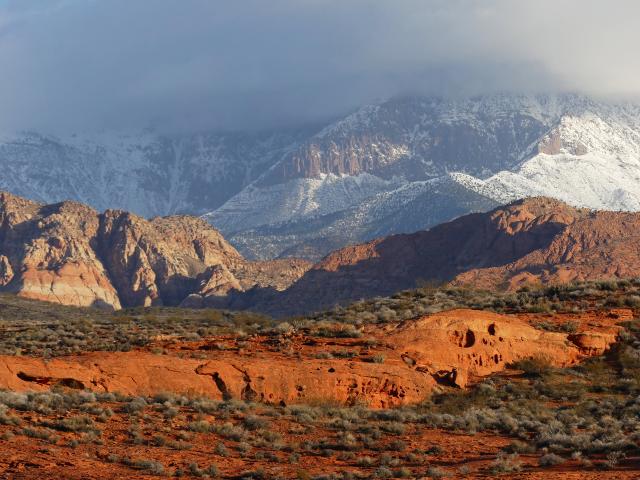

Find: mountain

[209,94,640,260]
[232,197,640,316]
[3,191,640,316]
[0,129,310,218]
[5,93,640,263]
[0,192,310,309]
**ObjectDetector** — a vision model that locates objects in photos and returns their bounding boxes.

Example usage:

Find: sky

[0,0,639,134]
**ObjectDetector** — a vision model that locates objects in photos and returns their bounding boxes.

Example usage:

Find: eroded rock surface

[0,309,620,407]
[377,309,620,388]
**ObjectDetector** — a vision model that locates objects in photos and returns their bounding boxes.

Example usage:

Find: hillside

[4,191,640,317]
[0,192,310,309]
[237,197,640,316]
[0,129,309,218]
[0,279,639,477]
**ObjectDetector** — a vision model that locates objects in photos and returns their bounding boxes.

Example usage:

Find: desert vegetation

[0,294,271,357]
[1,279,638,358]
[2,279,640,477]
[2,322,640,478]
[300,278,640,326]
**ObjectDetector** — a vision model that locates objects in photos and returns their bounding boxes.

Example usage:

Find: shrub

[215,442,228,457]
[510,356,553,377]
[362,354,385,364]
[274,322,295,334]
[43,415,98,433]
[393,467,412,478]
[0,407,21,426]
[356,456,375,467]
[213,422,245,441]
[167,439,192,450]
[188,420,211,433]
[243,415,269,431]
[425,466,450,478]
[605,451,625,469]
[490,453,522,473]
[318,324,362,338]
[374,466,393,478]
[125,458,164,474]
[21,427,54,441]
[122,397,146,415]
[539,453,565,467]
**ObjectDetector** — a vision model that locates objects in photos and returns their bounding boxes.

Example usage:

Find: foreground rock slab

[0,309,622,407]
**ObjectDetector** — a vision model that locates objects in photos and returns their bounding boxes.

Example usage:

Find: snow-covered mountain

[0,129,309,217]
[456,109,640,210]
[5,93,640,262]
[208,94,640,260]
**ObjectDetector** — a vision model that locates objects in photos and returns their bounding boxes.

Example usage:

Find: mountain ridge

[4,93,640,263]
[220,196,640,316]
[0,191,311,310]
[209,93,640,260]
[2,191,640,317]
[0,128,312,218]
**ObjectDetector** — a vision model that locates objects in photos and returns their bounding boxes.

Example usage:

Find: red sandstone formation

[266,197,640,315]
[0,192,310,309]
[3,190,640,317]
[0,309,621,408]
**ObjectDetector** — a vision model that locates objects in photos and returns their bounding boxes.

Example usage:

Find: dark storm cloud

[0,0,639,133]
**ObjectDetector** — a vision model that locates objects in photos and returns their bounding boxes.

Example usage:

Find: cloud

[0,0,638,133]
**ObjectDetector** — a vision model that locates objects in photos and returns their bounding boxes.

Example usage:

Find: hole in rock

[57,378,86,389]
[462,329,475,348]
[16,372,85,389]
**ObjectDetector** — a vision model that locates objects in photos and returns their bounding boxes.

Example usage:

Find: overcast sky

[0,0,639,133]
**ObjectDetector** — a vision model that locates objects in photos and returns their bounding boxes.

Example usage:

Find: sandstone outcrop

[377,309,618,388]
[0,193,122,308]
[0,309,619,407]
[0,192,310,309]
[452,206,640,290]
[255,197,584,315]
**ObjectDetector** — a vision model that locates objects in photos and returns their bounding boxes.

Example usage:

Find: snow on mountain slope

[225,175,499,260]
[210,173,404,233]
[209,94,640,260]
[0,129,307,218]
[259,93,565,185]
[458,109,640,211]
